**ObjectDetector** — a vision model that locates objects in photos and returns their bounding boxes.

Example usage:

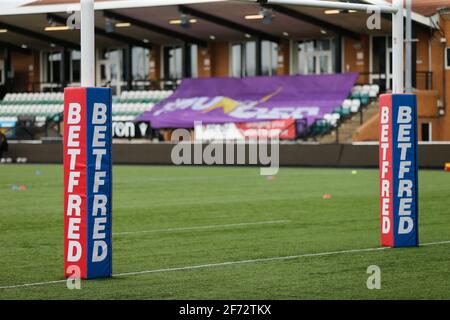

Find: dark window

[43,52,66,83]
[46,52,61,83]
[421,123,431,141]
[163,45,197,80]
[71,50,80,83]
[372,36,386,74]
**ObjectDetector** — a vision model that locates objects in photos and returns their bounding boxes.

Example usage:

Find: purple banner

[138,74,359,128]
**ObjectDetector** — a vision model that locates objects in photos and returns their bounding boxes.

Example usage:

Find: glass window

[297,39,334,75]
[164,46,182,80]
[261,41,278,76]
[231,42,252,77]
[319,55,329,74]
[173,47,182,78]
[306,56,315,74]
[132,47,150,80]
[44,50,82,84]
[317,39,330,51]
[43,52,61,83]
[231,44,243,77]
[96,48,124,91]
[231,40,278,77]
[190,44,198,78]
[299,40,314,53]
[163,45,198,80]
[245,41,256,77]
[107,50,122,81]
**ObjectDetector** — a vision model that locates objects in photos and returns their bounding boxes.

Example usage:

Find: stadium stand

[0,90,173,118]
[0,90,172,140]
[307,84,380,140]
[112,90,173,117]
[0,84,379,142]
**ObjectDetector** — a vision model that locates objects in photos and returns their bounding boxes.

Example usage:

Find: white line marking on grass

[0,279,66,289]
[420,240,450,246]
[1,240,450,290]
[113,220,291,236]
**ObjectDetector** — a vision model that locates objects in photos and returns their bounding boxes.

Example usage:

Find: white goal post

[80,0,406,92]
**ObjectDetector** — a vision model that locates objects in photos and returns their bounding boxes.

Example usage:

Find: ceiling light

[209,35,216,40]
[50,43,56,48]
[325,9,356,14]
[245,14,264,20]
[0,29,8,33]
[169,18,197,25]
[282,31,289,37]
[245,8,274,24]
[115,22,131,28]
[320,29,327,35]
[169,14,196,28]
[245,33,251,39]
[44,25,70,31]
[21,44,28,49]
[143,38,150,44]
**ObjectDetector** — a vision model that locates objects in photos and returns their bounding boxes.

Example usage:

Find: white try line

[113,220,291,236]
[1,240,450,290]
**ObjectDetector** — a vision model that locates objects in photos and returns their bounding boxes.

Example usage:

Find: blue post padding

[85,87,113,278]
[391,94,419,247]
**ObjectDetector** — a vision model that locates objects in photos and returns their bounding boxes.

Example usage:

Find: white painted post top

[81,0,95,87]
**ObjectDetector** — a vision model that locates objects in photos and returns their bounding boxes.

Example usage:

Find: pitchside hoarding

[379,94,418,247]
[64,87,112,279]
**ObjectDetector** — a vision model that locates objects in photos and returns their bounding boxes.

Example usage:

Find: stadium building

[0,0,450,162]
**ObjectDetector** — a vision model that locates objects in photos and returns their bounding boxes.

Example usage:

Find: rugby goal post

[241,0,419,248]
[64,0,112,280]
[63,0,418,280]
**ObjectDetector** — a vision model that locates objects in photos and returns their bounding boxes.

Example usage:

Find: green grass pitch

[0,164,449,299]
